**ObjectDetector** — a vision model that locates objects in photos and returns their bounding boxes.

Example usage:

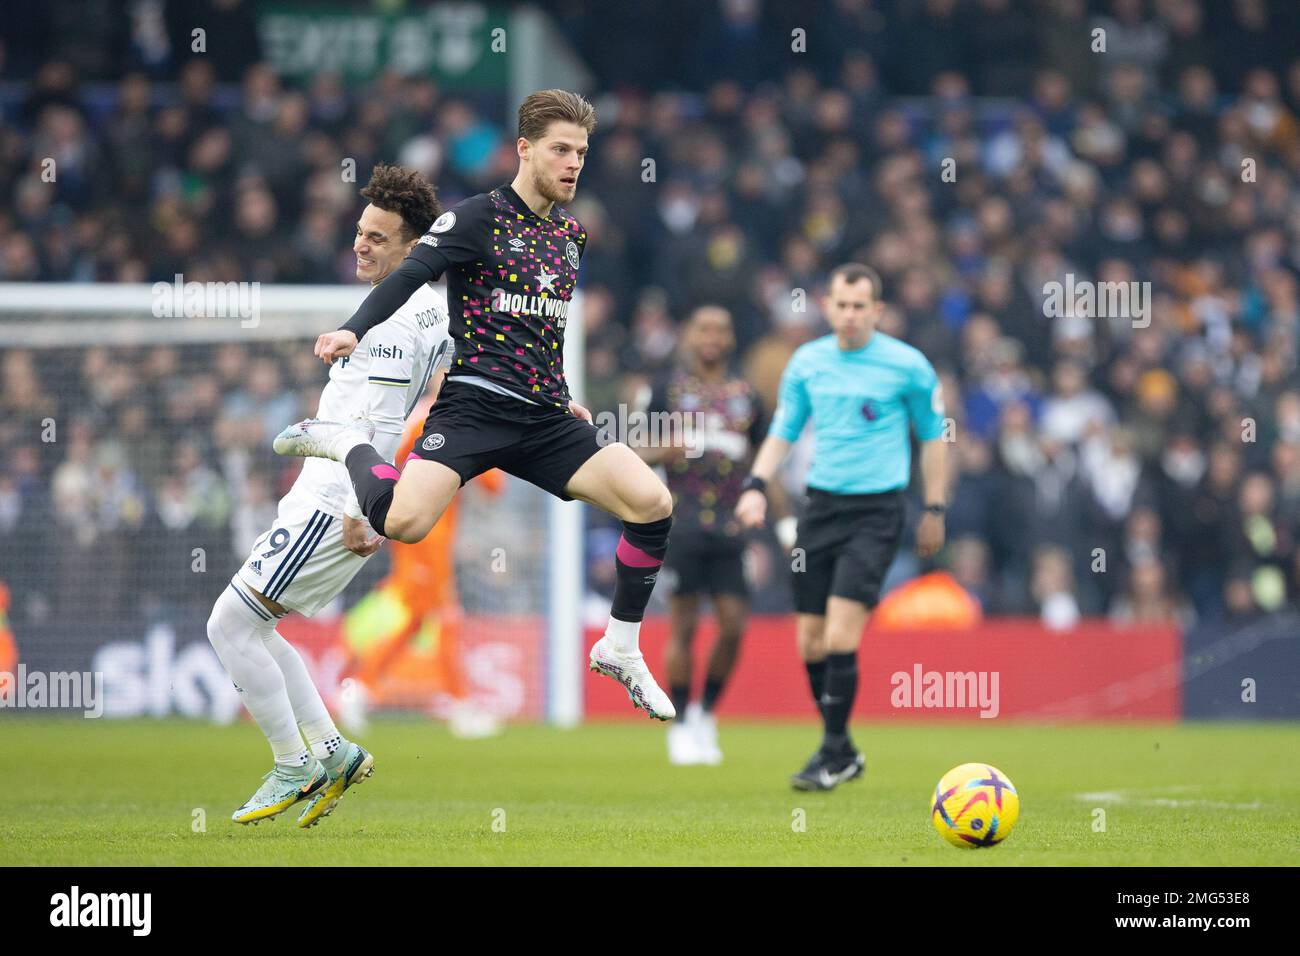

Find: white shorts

[235,490,370,616]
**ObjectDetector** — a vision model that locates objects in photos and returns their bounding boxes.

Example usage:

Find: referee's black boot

[823,748,867,786]
[790,750,834,791]
[790,745,866,791]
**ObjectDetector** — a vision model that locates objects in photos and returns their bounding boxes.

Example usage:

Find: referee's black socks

[805,658,828,717]
[800,658,832,723]
[344,445,398,537]
[610,516,672,623]
[820,651,859,753]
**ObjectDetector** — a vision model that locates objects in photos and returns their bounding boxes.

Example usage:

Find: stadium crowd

[3,0,1300,635]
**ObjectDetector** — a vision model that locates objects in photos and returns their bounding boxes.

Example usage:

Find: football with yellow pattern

[931,763,1020,848]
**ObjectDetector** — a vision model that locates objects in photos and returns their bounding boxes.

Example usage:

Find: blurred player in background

[335,393,505,738]
[278,91,678,720]
[206,164,453,827]
[639,306,766,764]
[737,264,947,791]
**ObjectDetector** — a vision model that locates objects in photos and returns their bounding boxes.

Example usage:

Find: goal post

[548,292,585,727]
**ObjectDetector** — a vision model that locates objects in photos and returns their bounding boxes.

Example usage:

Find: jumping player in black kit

[274,90,676,720]
[638,306,766,764]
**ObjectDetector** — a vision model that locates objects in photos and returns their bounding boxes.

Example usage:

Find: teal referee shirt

[770,332,945,494]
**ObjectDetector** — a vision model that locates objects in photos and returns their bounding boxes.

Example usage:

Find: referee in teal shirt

[736,263,948,791]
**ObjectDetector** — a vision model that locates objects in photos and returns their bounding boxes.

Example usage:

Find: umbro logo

[422,433,445,451]
[509,237,525,250]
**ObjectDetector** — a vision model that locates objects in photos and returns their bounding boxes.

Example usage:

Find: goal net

[0,283,584,725]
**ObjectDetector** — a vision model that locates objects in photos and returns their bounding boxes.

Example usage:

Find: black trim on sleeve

[407,240,451,278]
[339,256,435,340]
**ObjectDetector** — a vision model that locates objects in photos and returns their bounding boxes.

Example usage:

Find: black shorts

[790,487,905,614]
[408,380,602,500]
[664,528,748,598]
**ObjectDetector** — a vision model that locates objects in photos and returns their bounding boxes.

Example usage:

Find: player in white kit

[206,164,453,828]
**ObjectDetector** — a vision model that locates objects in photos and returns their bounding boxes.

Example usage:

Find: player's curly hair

[518,89,597,142]
[360,164,442,240]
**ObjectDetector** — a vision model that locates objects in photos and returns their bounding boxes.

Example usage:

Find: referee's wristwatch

[923,502,946,515]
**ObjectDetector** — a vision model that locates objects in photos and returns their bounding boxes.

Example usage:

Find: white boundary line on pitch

[1074,789,1263,810]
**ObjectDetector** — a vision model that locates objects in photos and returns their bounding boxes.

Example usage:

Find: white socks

[263,630,341,759]
[307,732,347,771]
[208,581,344,768]
[329,428,370,462]
[604,617,642,656]
[207,585,306,766]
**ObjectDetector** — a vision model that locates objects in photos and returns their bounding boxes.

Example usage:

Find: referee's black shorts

[408,380,602,501]
[790,487,905,615]
[664,527,748,598]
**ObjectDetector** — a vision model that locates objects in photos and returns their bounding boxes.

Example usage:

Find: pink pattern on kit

[616,537,662,568]
[371,463,400,481]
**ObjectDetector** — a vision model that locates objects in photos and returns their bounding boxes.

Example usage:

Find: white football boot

[273,417,375,461]
[667,719,702,765]
[337,677,371,736]
[588,636,676,720]
[688,702,723,765]
[447,700,504,739]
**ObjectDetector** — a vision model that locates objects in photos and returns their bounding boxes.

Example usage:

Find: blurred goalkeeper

[206,165,453,828]
[334,396,506,734]
[736,264,947,792]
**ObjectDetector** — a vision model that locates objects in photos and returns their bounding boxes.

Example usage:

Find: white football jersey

[292,282,453,516]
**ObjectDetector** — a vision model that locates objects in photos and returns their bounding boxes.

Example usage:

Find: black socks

[670,684,690,719]
[701,675,725,712]
[344,445,398,537]
[610,516,672,623]
[820,651,858,753]
[805,658,827,715]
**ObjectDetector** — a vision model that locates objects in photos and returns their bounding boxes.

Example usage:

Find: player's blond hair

[518,89,597,142]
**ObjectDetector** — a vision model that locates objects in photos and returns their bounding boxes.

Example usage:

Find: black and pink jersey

[647,369,767,535]
[408,184,586,408]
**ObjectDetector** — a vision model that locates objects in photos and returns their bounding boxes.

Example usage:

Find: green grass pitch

[1,718,1296,866]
